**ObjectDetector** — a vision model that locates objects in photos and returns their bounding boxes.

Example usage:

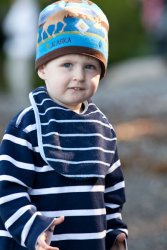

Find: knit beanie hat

[35,0,109,78]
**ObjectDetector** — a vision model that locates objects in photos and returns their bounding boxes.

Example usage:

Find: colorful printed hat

[35,0,109,78]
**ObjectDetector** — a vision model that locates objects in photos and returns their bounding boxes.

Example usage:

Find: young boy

[0,1,128,250]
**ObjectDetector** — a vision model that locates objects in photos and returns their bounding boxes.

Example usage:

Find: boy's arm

[104,148,128,250]
[0,125,55,250]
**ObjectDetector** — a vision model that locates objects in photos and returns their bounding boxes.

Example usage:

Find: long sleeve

[104,148,128,250]
[0,120,53,250]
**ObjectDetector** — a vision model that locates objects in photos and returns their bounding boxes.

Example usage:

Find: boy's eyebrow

[57,55,99,64]
[58,58,78,63]
[58,56,74,62]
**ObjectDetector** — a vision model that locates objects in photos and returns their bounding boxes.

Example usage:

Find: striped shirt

[0,86,128,250]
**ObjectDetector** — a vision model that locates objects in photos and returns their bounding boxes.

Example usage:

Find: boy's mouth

[69,87,84,91]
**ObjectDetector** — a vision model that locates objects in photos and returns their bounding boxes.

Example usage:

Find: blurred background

[0,0,167,249]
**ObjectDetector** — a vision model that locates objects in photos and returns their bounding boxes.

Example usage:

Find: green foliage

[95,0,146,63]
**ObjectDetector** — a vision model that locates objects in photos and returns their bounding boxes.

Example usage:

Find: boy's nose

[73,67,85,82]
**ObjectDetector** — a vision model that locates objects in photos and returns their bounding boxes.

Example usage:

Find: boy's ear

[37,65,46,80]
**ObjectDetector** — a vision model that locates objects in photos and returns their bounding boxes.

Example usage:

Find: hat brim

[35,46,106,79]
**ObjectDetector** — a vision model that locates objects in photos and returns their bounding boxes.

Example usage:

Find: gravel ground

[94,56,167,250]
[1,56,167,249]
[124,168,167,250]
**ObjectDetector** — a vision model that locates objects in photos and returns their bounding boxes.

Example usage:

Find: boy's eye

[63,63,72,68]
[85,64,96,70]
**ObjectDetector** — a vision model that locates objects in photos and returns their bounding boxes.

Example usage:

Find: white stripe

[41,119,111,129]
[23,124,36,133]
[43,144,114,154]
[0,163,53,174]
[37,100,96,115]
[106,213,122,220]
[42,132,115,142]
[0,230,12,238]
[36,98,51,105]
[63,174,105,178]
[39,106,70,115]
[105,181,125,193]
[105,203,120,209]
[3,134,32,148]
[29,185,105,195]
[35,165,54,172]
[107,228,128,236]
[87,103,96,108]
[83,110,100,116]
[41,208,106,217]
[16,106,32,127]
[38,103,101,116]
[3,134,39,152]
[5,205,36,229]
[46,158,110,167]
[106,229,114,233]
[52,230,106,241]
[107,160,121,174]
[0,175,27,188]
[121,228,128,236]
[21,212,42,247]
[0,192,30,205]
[0,155,35,171]
[30,92,46,161]
[33,89,46,96]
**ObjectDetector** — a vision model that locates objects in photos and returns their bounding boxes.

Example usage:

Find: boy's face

[38,54,101,113]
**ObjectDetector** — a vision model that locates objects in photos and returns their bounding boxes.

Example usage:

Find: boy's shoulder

[7,106,36,132]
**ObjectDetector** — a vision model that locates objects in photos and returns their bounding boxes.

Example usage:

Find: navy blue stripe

[52,239,105,250]
[105,189,126,205]
[32,171,104,188]
[32,192,105,211]
[43,133,116,147]
[53,215,106,234]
